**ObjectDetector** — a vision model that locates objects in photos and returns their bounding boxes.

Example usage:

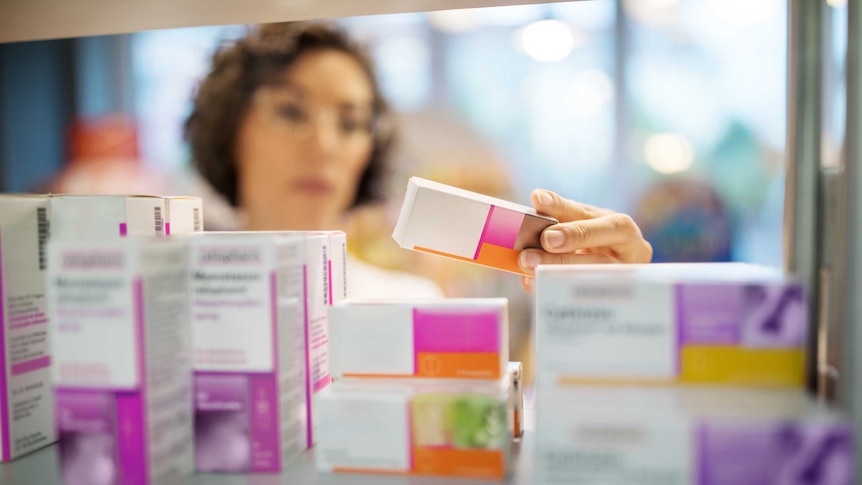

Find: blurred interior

[0,0,850,380]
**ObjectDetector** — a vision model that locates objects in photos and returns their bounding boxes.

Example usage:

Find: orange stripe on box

[414,244,527,276]
[475,243,525,275]
[513,410,521,438]
[342,373,411,379]
[332,467,410,476]
[557,376,676,387]
[416,352,501,379]
[413,447,506,479]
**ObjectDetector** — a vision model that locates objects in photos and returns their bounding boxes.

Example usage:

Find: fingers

[518,248,618,276]
[541,213,645,259]
[520,275,535,295]
[531,189,612,222]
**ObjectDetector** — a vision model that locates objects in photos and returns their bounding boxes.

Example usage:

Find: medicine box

[188,232,306,472]
[536,263,807,387]
[392,177,557,276]
[317,379,512,479]
[49,238,193,485]
[329,298,508,380]
[0,195,54,461]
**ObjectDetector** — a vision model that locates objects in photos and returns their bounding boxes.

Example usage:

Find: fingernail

[536,190,553,206]
[519,250,541,269]
[543,230,565,249]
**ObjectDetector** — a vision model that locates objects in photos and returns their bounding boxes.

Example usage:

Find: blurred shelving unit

[0,0,860,474]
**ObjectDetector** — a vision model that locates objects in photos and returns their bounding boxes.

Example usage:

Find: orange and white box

[316,379,512,479]
[392,177,557,275]
[163,197,203,235]
[329,299,508,380]
[508,362,524,438]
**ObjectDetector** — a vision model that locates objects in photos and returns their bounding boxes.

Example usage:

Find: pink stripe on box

[413,308,501,353]
[0,232,10,461]
[328,259,332,306]
[119,223,128,237]
[11,356,50,376]
[249,375,281,471]
[165,222,171,236]
[313,375,330,393]
[407,401,415,471]
[116,392,147,485]
[270,272,278,370]
[482,205,524,250]
[302,266,313,448]
[474,206,495,260]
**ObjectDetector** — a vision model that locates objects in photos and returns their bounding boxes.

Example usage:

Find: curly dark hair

[185,21,393,208]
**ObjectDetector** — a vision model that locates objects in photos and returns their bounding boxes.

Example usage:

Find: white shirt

[346,255,445,299]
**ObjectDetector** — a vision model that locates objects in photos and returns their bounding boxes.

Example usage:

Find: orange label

[413,447,506,479]
[413,244,527,276]
[416,352,501,379]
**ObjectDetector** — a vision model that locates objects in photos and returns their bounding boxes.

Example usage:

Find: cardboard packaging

[316,379,512,479]
[188,232,306,472]
[49,238,193,485]
[0,195,55,461]
[392,177,557,275]
[536,263,807,387]
[329,298,509,380]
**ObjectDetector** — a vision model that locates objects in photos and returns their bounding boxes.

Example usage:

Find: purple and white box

[49,238,193,485]
[188,232,306,472]
[0,195,55,461]
[536,263,808,387]
[163,197,204,236]
[536,385,854,485]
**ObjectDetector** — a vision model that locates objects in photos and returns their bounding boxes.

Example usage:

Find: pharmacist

[185,22,652,298]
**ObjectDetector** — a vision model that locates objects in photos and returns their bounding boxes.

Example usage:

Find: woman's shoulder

[346,255,445,299]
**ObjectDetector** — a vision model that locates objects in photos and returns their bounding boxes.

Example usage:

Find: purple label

[678,285,743,345]
[194,373,253,473]
[116,392,148,485]
[698,421,854,485]
[56,390,120,485]
[413,308,501,353]
[119,223,127,237]
[740,284,807,348]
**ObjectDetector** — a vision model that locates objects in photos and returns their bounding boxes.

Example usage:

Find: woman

[185,22,651,298]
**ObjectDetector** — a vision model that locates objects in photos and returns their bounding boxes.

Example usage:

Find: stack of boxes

[534,263,854,484]
[318,299,515,479]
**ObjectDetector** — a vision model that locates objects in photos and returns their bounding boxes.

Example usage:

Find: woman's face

[235,48,376,230]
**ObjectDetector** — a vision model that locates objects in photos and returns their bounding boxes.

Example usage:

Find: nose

[306,113,340,159]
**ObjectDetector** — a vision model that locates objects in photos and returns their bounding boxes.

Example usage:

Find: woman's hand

[519,189,652,293]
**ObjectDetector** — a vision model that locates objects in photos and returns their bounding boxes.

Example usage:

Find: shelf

[0,0,566,43]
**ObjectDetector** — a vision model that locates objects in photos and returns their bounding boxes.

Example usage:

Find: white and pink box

[0,195,54,461]
[537,385,854,485]
[328,299,509,380]
[49,238,193,485]
[50,195,204,240]
[163,197,204,235]
[392,177,557,275]
[188,232,306,472]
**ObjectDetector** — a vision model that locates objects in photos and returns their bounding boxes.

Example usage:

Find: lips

[293,179,333,195]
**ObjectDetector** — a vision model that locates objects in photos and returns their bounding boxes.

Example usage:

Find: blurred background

[0,0,849,376]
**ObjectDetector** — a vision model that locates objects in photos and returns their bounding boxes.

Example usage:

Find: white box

[49,238,193,485]
[51,195,167,240]
[0,195,54,461]
[199,231,334,447]
[163,197,203,235]
[392,177,557,275]
[317,379,512,479]
[536,263,807,387]
[187,232,306,472]
[329,299,508,380]
[536,385,853,485]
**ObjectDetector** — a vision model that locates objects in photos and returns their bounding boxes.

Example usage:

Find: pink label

[116,392,148,485]
[119,223,127,237]
[413,308,501,353]
[249,375,281,471]
[313,375,330,393]
[164,222,171,236]
[302,266,313,448]
[11,355,51,376]
[0,233,10,461]
[479,205,524,251]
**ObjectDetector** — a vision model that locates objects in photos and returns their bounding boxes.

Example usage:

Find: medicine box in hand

[392,177,557,275]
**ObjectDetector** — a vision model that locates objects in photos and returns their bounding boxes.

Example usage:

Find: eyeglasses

[253,86,381,144]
